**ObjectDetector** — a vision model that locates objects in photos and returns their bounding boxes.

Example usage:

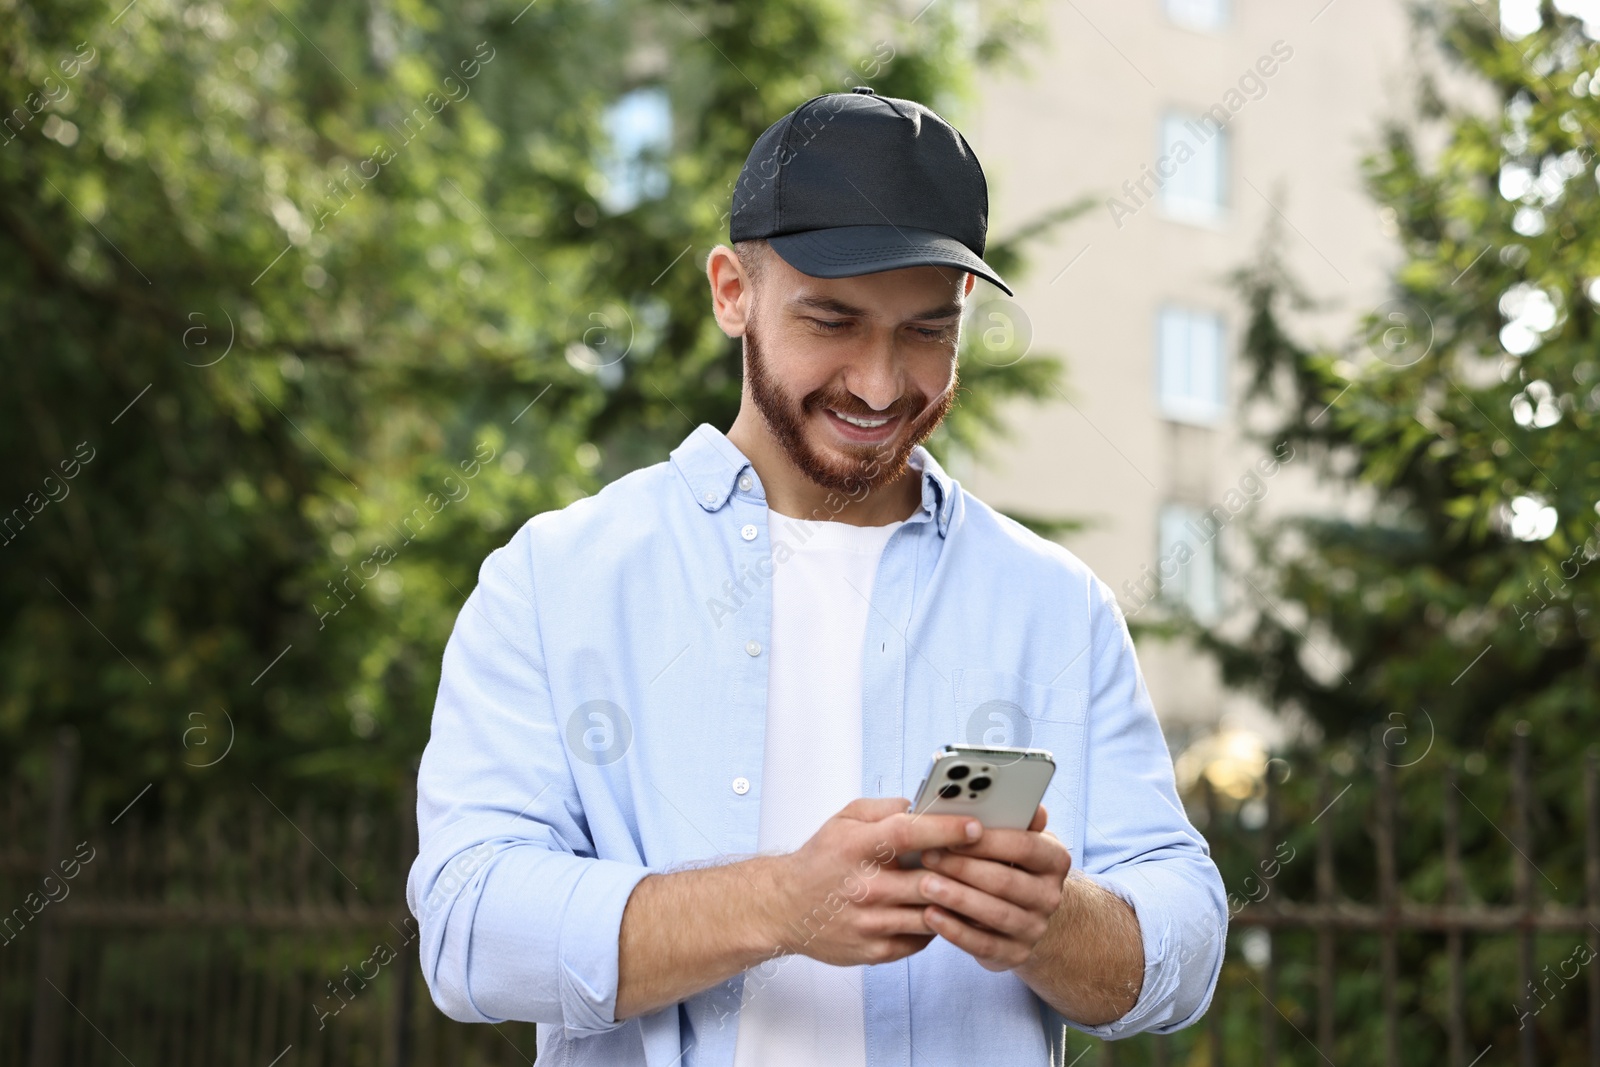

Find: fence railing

[1112,726,1600,1067]
[1,731,535,1067]
[5,727,1599,1065]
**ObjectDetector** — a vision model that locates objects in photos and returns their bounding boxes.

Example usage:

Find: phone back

[899,745,1055,868]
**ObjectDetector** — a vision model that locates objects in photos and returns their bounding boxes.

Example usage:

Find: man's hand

[769,797,986,968]
[616,796,984,1021]
[914,804,1073,972]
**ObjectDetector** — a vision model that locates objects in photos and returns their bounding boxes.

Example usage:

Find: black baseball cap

[728,87,1013,297]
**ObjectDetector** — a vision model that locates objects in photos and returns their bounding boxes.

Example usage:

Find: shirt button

[745,640,762,656]
[741,524,758,541]
[738,475,753,492]
[732,776,750,795]
[704,491,717,503]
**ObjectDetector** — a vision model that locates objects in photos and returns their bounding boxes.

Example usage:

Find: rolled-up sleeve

[1043,576,1228,1041]
[405,519,652,1031]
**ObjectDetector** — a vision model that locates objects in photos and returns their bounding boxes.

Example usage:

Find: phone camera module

[945,764,970,781]
[938,783,963,799]
[968,776,991,791]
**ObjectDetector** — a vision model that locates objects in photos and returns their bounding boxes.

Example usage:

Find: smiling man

[407,88,1227,1066]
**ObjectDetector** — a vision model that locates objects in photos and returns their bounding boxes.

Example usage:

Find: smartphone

[897,744,1056,869]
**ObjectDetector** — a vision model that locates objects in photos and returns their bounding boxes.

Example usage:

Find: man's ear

[707,245,753,338]
[964,272,977,297]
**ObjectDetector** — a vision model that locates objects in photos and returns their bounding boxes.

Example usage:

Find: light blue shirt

[407,422,1228,1066]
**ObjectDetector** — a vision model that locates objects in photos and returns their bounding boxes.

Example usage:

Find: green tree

[1183,1,1600,1061]
[0,0,1069,823]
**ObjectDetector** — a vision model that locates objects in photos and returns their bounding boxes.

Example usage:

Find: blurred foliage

[1157,0,1600,1061]
[0,0,1076,822]
[1206,0,1600,751]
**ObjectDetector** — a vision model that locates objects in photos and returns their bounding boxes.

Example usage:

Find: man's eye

[811,319,850,332]
[914,326,952,340]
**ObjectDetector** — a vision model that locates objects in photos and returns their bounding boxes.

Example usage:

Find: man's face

[742,251,971,497]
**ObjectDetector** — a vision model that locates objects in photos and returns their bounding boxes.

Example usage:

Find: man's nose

[846,341,903,412]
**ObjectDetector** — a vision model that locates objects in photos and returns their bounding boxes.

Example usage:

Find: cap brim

[767,225,1014,297]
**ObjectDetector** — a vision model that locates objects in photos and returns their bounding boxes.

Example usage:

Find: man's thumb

[841,796,912,822]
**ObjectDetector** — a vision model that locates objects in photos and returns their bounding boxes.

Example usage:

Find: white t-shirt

[730,508,907,1067]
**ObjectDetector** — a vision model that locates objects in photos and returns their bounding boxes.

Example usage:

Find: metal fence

[1,733,535,1067]
[5,728,1599,1065]
[1223,739,1598,1067]
[1105,728,1600,1067]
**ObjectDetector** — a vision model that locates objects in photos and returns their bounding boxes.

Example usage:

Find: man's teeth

[832,410,892,428]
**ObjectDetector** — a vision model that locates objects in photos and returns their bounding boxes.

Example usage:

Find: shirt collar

[669,423,956,538]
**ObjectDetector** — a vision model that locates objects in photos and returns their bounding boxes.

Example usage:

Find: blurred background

[3,0,1599,1063]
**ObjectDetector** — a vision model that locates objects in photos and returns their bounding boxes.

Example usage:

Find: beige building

[953,0,1412,766]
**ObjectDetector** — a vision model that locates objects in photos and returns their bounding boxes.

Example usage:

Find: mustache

[806,394,921,419]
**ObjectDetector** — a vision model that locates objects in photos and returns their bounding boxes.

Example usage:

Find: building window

[598,87,672,215]
[1156,305,1227,424]
[1164,0,1229,31]
[1158,113,1229,224]
[1158,503,1220,621]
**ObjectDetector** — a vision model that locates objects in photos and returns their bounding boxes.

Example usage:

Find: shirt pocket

[951,668,1089,859]
[953,667,1088,749]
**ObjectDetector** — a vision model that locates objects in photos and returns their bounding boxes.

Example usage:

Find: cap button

[851,86,876,95]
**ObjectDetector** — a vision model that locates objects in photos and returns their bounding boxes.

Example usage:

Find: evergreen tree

[1187,2,1600,1060]
[1,0,1069,818]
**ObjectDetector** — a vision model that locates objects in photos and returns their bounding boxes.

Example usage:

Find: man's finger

[920,853,1061,915]
[1028,804,1048,833]
[917,869,1043,941]
[872,868,979,911]
[842,796,912,822]
[924,905,1019,971]
[876,811,983,857]
[943,827,1066,874]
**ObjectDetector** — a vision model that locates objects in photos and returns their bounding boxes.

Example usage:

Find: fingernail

[966,820,982,840]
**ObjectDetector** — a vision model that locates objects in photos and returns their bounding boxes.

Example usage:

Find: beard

[743,309,958,498]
